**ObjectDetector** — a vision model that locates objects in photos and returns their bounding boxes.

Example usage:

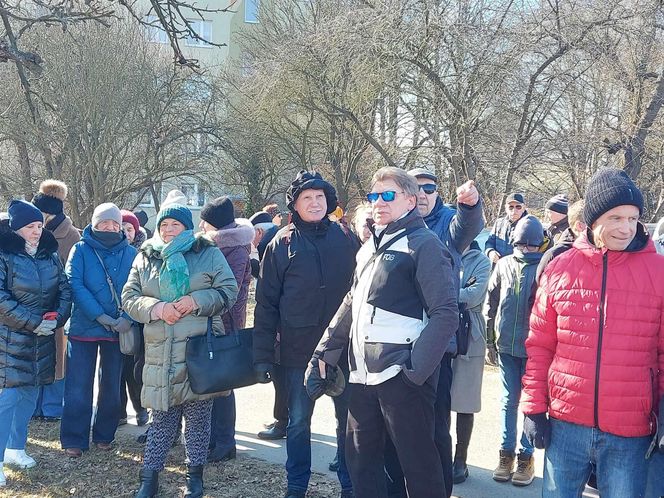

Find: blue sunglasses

[366,190,403,203]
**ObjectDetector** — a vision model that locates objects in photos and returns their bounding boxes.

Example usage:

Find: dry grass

[1,420,338,498]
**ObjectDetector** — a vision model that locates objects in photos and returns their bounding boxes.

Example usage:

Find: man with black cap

[544,194,569,243]
[398,167,483,498]
[31,179,80,421]
[253,170,358,498]
[521,168,664,498]
[485,193,528,264]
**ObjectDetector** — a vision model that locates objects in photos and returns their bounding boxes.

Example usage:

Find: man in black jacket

[253,170,358,498]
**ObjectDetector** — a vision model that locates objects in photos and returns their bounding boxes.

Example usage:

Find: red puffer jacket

[521,226,664,437]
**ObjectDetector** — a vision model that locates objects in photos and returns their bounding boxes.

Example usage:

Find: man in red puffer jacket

[521,168,664,498]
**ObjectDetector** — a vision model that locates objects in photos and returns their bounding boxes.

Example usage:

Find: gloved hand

[486,342,498,366]
[658,397,664,451]
[254,363,274,384]
[112,317,133,334]
[305,358,327,401]
[96,313,119,332]
[524,413,551,449]
[34,319,57,336]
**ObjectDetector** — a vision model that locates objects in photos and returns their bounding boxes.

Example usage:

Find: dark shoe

[64,448,82,458]
[137,409,149,427]
[283,489,306,498]
[135,468,159,498]
[137,431,148,444]
[118,418,128,426]
[329,454,339,472]
[208,447,236,463]
[452,459,469,484]
[95,442,113,451]
[258,424,287,440]
[184,465,204,498]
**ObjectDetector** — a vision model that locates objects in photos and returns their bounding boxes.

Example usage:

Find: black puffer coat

[0,227,72,388]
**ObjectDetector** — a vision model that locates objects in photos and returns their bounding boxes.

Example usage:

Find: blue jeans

[544,418,650,498]
[34,379,65,418]
[283,366,352,493]
[645,448,664,498]
[0,386,40,461]
[210,391,236,453]
[60,339,123,450]
[498,353,533,456]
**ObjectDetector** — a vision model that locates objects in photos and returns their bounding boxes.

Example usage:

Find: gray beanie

[92,202,122,228]
[511,215,544,247]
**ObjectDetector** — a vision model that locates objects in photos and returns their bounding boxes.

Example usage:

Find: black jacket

[253,216,358,368]
[0,228,72,388]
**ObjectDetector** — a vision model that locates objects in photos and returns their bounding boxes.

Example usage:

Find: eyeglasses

[418,184,437,194]
[507,204,524,211]
[366,191,404,203]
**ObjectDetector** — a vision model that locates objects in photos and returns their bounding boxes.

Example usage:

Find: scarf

[46,212,66,232]
[151,230,196,302]
[92,229,124,248]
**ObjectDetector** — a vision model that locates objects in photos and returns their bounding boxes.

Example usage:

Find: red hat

[121,209,140,235]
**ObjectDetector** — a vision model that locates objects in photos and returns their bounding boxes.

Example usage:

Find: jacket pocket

[364,306,425,345]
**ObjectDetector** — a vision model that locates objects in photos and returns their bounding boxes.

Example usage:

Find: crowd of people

[0,166,663,498]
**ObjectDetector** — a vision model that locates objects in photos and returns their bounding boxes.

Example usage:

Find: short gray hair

[371,167,419,198]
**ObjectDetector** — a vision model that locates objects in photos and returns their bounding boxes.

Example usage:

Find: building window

[185,20,212,47]
[145,16,169,44]
[245,0,259,23]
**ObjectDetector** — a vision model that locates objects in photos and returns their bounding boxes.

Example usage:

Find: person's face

[17,221,43,246]
[272,213,283,226]
[159,218,186,243]
[369,179,416,225]
[198,219,216,234]
[122,222,136,243]
[514,243,539,253]
[42,212,55,224]
[354,209,372,243]
[506,201,525,222]
[415,177,439,217]
[96,219,121,232]
[546,209,567,225]
[294,189,327,223]
[591,205,639,251]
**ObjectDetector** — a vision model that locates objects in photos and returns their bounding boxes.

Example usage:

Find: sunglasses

[507,204,524,211]
[418,184,437,194]
[366,190,404,203]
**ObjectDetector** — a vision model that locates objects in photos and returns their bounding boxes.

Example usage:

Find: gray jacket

[458,248,491,358]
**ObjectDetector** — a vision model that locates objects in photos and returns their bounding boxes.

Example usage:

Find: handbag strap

[217,289,238,334]
[92,248,122,313]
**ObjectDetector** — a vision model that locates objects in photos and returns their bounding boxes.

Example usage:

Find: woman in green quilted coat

[122,203,238,498]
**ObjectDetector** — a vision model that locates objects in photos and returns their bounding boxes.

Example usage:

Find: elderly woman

[60,203,137,458]
[0,200,71,484]
[122,203,238,498]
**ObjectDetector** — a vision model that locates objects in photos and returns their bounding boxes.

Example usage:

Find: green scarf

[151,230,196,302]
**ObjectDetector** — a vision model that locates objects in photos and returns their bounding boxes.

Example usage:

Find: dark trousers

[60,339,123,450]
[273,364,289,427]
[347,373,443,498]
[120,354,143,418]
[210,391,236,453]
[385,355,453,498]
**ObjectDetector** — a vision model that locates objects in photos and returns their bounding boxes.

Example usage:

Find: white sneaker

[0,464,6,486]
[4,449,36,469]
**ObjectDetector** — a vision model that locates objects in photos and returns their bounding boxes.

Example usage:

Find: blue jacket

[423,198,484,354]
[66,225,137,340]
[484,211,528,259]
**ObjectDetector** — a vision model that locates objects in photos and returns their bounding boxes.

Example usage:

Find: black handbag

[455,276,477,357]
[186,310,258,394]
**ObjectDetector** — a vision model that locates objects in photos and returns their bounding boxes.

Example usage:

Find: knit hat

[91,203,122,228]
[249,211,272,225]
[407,167,437,183]
[505,193,525,204]
[121,210,140,234]
[134,209,149,227]
[201,197,235,229]
[583,168,643,227]
[511,215,544,247]
[32,179,68,215]
[162,189,188,208]
[156,203,194,231]
[263,204,281,219]
[286,170,337,214]
[8,200,43,231]
[545,194,569,215]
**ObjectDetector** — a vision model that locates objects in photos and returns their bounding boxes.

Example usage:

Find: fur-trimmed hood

[206,218,255,250]
[141,232,215,259]
[132,227,147,249]
[0,228,58,257]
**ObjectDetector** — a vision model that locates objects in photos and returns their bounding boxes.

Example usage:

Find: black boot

[184,465,204,498]
[453,413,474,484]
[135,468,159,498]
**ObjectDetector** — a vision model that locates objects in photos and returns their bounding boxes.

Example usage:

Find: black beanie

[584,168,643,227]
[286,170,337,214]
[545,194,568,215]
[201,197,235,229]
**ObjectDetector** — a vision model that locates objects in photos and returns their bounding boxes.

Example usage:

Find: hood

[207,218,255,249]
[141,232,214,259]
[511,215,544,246]
[81,224,129,252]
[0,228,59,257]
[286,170,337,215]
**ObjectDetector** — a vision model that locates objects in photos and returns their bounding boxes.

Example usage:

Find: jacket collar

[375,207,426,237]
[0,228,58,257]
[142,233,214,259]
[292,213,331,235]
[574,222,653,258]
[206,219,255,249]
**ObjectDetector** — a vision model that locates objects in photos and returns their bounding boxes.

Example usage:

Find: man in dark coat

[253,170,358,498]
[485,193,529,264]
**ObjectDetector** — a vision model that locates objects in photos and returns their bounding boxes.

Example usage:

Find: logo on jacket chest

[383,254,395,262]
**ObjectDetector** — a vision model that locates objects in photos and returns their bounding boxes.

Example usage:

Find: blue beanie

[8,200,43,231]
[156,203,193,231]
